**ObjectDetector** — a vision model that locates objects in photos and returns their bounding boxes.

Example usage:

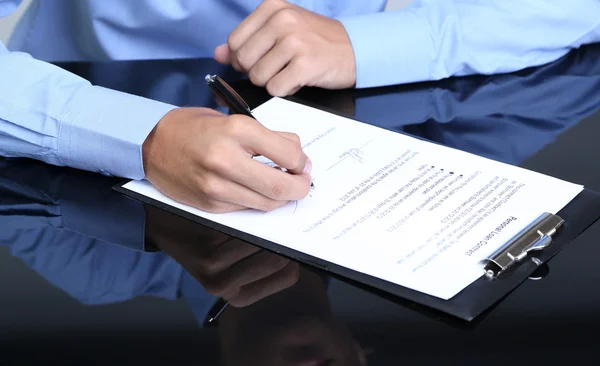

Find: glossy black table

[2,43,600,364]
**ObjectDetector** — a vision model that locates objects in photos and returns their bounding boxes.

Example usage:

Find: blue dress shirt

[0,0,599,181]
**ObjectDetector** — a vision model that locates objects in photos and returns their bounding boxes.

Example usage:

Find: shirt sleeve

[0,42,177,179]
[338,0,600,88]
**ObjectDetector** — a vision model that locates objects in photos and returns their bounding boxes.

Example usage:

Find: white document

[122,97,583,299]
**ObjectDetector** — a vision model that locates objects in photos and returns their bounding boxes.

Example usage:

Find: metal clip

[481,213,564,279]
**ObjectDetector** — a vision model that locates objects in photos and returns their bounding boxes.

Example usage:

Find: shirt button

[99,169,113,177]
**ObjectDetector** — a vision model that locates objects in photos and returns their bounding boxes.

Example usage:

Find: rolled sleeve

[338,9,433,89]
[58,85,177,179]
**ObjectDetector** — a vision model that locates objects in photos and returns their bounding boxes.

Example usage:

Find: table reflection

[0,159,368,365]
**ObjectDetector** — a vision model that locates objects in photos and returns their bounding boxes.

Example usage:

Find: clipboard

[114,178,600,323]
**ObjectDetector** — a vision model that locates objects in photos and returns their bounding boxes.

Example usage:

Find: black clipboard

[113,177,600,323]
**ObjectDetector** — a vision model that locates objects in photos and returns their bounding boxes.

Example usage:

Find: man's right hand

[142,107,312,213]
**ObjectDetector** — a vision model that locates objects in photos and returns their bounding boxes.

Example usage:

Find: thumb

[214,44,232,64]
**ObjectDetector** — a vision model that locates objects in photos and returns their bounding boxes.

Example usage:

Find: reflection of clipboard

[114,178,600,323]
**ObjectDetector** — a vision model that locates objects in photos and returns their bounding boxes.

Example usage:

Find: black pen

[205,74,255,118]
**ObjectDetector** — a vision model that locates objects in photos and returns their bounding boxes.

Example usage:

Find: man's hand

[142,107,312,213]
[214,0,356,96]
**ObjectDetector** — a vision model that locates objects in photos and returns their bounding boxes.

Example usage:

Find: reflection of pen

[207,298,229,324]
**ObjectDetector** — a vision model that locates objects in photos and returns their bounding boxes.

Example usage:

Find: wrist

[142,107,181,180]
[141,107,226,180]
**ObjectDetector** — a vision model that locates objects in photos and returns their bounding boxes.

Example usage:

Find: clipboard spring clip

[480,213,564,279]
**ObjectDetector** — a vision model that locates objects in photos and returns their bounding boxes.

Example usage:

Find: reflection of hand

[214,0,356,96]
[219,267,367,366]
[145,204,300,307]
[142,107,312,213]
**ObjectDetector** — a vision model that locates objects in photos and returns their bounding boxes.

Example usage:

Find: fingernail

[303,158,312,174]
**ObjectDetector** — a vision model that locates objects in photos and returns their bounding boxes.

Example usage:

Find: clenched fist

[214,0,356,96]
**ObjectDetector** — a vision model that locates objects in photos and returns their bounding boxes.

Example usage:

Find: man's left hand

[214,0,356,96]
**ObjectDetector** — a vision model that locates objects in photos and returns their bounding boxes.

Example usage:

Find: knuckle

[258,0,279,10]
[227,33,240,51]
[287,133,301,144]
[265,80,282,97]
[286,262,301,285]
[292,56,312,72]
[203,278,229,297]
[203,147,228,172]
[226,115,253,137]
[266,79,290,97]
[272,8,301,28]
[234,49,252,71]
[194,247,223,271]
[193,256,218,274]
[200,256,223,273]
[201,177,224,199]
[228,297,250,308]
[282,33,305,53]
[198,199,227,213]
[266,255,289,272]
[269,179,289,200]
[249,67,268,87]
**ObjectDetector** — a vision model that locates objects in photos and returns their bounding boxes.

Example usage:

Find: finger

[228,260,301,307]
[241,125,312,175]
[248,39,295,87]
[206,250,291,298]
[203,172,293,210]
[198,238,261,275]
[213,44,231,64]
[287,85,303,95]
[179,195,247,214]
[232,24,278,73]
[265,57,310,97]
[225,156,311,201]
[227,0,288,52]
[190,226,233,249]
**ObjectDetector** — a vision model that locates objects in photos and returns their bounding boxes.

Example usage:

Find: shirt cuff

[337,9,434,88]
[58,85,177,179]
